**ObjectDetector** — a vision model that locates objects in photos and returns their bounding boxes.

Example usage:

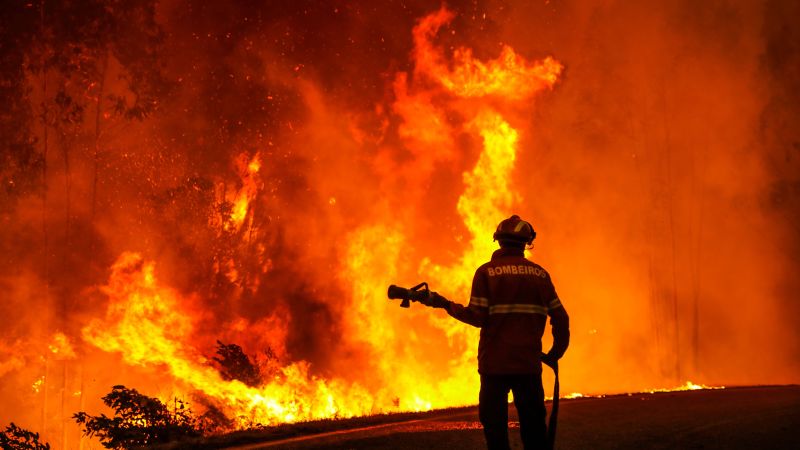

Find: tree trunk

[92,52,109,220]
[660,81,681,383]
[39,0,50,436]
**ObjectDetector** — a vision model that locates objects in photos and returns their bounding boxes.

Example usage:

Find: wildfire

[559,381,726,401]
[563,392,584,399]
[81,6,565,429]
[647,381,725,394]
[1,3,793,450]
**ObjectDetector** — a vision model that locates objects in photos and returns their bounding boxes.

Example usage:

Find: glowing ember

[48,332,76,360]
[31,376,45,394]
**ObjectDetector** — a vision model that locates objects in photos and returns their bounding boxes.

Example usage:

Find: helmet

[493,215,536,246]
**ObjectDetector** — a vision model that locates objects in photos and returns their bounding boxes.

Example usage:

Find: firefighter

[419,215,570,450]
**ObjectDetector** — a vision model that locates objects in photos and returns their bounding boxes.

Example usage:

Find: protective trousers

[479,373,547,450]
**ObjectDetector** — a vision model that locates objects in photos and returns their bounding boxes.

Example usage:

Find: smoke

[1,0,799,446]
[493,0,800,387]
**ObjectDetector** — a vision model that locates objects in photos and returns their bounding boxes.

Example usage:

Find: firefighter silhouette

[419,215,570,450]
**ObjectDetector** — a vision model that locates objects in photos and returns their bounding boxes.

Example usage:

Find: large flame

[84,252,377,426]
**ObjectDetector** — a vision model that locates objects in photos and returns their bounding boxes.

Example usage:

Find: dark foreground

[198,386,800,450]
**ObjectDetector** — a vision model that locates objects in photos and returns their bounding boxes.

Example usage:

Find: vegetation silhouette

[73,385,205,449]
[0,423,51,450]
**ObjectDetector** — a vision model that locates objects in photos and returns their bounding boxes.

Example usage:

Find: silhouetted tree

[213,340,263,387]
[73,385,205,449]
[0,423,51,450]
[0,2,43,206]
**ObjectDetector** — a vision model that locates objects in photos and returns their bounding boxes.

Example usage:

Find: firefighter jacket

[445,247,570,374]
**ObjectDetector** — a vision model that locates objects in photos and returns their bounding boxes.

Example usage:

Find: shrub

[0,423,50,450]
[73,385,205,449]
[212,340,262,387]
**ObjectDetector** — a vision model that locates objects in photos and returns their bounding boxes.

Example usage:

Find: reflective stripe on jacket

[446,247,570,374]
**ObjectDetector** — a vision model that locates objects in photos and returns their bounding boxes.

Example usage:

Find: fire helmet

[493,215,536,245]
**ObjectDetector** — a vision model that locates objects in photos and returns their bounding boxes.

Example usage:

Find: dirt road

[220,386,800,450]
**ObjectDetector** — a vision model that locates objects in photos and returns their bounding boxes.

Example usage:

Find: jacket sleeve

[445,267,489,328]
[545,280,570,359]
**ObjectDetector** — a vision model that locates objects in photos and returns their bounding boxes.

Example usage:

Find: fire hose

[541,355,559,450]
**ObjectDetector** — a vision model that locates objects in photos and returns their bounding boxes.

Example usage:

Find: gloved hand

[419,291,450,309]
[540,352,558,369]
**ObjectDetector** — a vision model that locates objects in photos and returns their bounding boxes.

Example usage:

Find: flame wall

[1,0,799,448]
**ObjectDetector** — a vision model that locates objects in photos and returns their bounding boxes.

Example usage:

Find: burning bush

[212,340,263,387]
